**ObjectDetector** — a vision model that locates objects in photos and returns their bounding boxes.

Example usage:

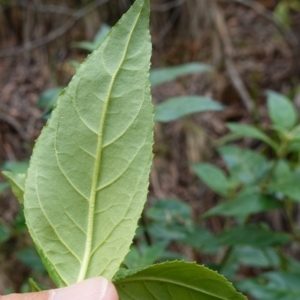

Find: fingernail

[50,277,110,300]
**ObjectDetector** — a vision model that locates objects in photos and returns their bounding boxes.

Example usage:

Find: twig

[0,0,109,57]
[151,0,186,12]
[0,112,30,141]
[217,0,300,67]
[153,7,181,44]
[7,1,75,16]
[212,0,253,112]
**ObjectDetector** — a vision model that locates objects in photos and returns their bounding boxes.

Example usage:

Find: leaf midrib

[77,2,145,282]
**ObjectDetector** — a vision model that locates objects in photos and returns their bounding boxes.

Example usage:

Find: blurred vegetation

[1,0,300,299]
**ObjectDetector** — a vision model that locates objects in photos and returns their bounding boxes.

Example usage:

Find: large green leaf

[267,90,298,130]
[24,0,152,286]
[114,261,247,300]
[2,171,26,203]
[154,96,223,122]
[150,63,213,87]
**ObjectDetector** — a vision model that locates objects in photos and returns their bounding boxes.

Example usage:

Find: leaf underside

[24,0,152,286]
[114,261,247,300]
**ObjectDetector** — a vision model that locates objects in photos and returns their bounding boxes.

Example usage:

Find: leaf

[150,63,213,87]
[146,199,195,242]
[0,182,9,193]
[2,171,25,203]
[154,96,223,122]
[37,87,64,108]
[147,223,189,241]
[226,123,278,151]
[15,248,46,273]
[37,87,65,119]
[2,161,29,173]
[202,188,282,219]
[229,246,280,268]
[124,242,167,269]
[24,0,152,286]
[72,24,111,52]
[218,145,270,185]
[146,199,192,223]
[217,225,290,248]
[192,163,229,196]
[113,261,247,300]
[0,224,11,244]
[181,228,220,254]
[28,278,42,292]
[267,90,298,130]
[237,272,300,300]
[268,160,300,202]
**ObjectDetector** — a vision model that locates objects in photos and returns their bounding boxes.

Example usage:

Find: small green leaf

[192,163,229,196]
[217,225,290,248]
[146,199,192,223]
[146,199,194,242]
[150,63,213,87]
[237,271,300,300]
[2,161,29,173]
[72,24,111,52]
[154,96,223,122]
[0,182,9,193]
[24,0,152,286]
[218,145,270,185]
[267,90,298,130]
[148,223,189,241]
[0,224,11,243]
[182,228,220,254]
[15,248,46,273]
[226,123,278,151]
[114,261,247,300]
[2,171,25,203]
[202,188,282,219]
[124,242,167,269]
[230,246,280,268]
[268,160,300,202]
[28,278,42,292]
[37,87,64,108]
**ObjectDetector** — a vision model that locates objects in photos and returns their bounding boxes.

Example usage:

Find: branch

[8,1,75,16]
[151,0,186,12]
[212,0,253,112]
[0,0,109,57]
[153,7,181,44]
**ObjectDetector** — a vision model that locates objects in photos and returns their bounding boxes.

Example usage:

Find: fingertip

[51,277,119,300]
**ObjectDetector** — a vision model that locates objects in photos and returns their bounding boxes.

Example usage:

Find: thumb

[1,277,119,300]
